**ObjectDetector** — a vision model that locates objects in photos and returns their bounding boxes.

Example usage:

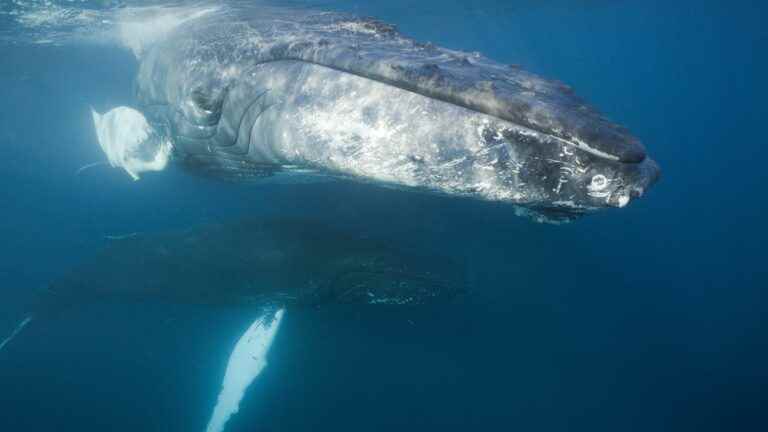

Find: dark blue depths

[0,1,766,431]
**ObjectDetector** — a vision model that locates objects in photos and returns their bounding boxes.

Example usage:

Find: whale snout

[594,157,661,209]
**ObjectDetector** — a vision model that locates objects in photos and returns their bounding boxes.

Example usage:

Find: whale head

[473,116,661,222]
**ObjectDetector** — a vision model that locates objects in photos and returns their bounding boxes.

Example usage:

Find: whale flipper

[90,106,171,180]
[205,308,285,432]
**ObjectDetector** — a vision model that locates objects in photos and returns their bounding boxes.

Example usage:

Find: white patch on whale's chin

[91,107,170,180]
[206,309,285,432]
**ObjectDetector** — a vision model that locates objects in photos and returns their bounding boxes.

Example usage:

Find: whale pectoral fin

[205,308,285,432]
[90,106,170,180]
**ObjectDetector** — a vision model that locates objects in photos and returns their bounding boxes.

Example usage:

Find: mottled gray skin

[134,7,659,221]
[33,219,464,317]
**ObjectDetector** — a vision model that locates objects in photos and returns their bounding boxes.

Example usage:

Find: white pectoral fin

[90,109,102,135]
[205,308,285,432]
[89,106,170,181]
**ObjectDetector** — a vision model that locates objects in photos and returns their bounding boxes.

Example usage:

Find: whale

[1,217,465,432]
[92,5,660,223]
[29,218,464,316]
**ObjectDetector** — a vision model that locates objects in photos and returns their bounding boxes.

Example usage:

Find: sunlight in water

[1,1,220,51]
[206,309,285,432]
[116,5,220,58]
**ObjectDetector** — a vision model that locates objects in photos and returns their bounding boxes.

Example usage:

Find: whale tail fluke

[0,316,33,354]
[205,308,285,432]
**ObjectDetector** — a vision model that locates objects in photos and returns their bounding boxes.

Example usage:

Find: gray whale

[96,6,659,222]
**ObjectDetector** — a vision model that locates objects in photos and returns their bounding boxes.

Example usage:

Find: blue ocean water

[0,1,766,431]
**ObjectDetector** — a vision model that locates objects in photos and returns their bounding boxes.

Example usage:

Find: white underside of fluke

[91,106,171,180]
[205,309,285,432]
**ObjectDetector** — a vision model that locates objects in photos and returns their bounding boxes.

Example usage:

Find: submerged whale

[1,218,465,431]
[32,218,464,316]
[93,6,659,222]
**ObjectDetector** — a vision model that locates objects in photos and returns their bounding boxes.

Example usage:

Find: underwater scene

[0,0,766,431]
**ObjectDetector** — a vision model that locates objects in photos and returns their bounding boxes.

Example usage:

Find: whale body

[95,6,659,222]
[30,218,464,317]
[2,217,465,432]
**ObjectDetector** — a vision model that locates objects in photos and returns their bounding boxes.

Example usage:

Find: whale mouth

[524,155,661,222]
[609,158,661,208]
[604,157,661,209]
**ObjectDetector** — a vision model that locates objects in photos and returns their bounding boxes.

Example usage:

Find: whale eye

[191,88,223,113]
[589,174,608,191]
[182,86,228,126]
